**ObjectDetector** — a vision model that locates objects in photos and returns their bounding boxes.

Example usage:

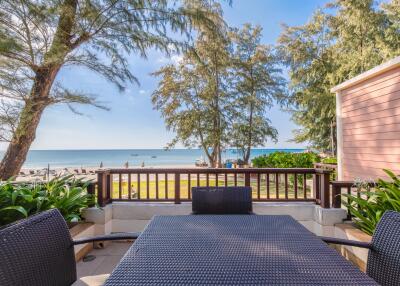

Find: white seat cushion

[72,274,110,286]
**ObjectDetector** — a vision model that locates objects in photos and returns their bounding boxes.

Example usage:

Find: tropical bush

[0,175,95,226]
[252,151,321,186]
[321,157,337,164]
[252,151,320,168]
[343,169,400,235]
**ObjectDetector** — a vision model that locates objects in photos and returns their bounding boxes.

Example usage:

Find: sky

[2,0,330,150]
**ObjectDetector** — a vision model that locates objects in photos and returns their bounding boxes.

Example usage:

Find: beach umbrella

[100,161,104,168]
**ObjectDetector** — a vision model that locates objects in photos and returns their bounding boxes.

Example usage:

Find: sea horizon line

[0,147,307,152]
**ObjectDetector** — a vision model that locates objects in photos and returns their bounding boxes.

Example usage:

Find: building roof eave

[331,56,400,93]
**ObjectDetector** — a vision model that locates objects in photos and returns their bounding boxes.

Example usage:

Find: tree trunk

[0,0,77,179]
[201,145,216,168]
[0,68,58,179]
[0,99,48,179]
[243,102,254,165]
[217,143,222,168]
[244,146,251,165]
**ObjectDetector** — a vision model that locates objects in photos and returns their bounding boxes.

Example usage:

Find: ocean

[0,149,304,169]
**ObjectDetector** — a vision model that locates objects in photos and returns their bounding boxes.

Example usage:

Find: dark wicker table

[105,215,377,285]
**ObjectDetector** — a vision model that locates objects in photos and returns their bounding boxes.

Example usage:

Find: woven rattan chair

[0,209,140,286]
[319,210,400,286]
[192,186,252,214]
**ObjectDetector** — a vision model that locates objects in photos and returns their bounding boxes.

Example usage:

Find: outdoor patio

[1,176,399,285]
[76,242,132,283]
[1,0,400,284]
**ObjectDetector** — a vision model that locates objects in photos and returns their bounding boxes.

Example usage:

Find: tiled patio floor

[77,242,133,279]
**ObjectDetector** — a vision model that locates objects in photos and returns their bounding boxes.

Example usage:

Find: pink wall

[339,66,400,181]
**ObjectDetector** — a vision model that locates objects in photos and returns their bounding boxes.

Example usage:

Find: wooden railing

[331,180,377,219]
[93,168,336,208]
[314,163,337,180]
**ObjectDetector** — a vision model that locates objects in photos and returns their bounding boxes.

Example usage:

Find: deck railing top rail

[94,167,333,208]
[97,167,332,174]
[314,163,337,169]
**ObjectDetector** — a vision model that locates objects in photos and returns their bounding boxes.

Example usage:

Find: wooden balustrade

[331,180,377,219]
[314,163,338,180]
[93,168,334,208]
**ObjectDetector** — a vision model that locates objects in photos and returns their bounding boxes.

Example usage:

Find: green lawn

[110,176,312,200]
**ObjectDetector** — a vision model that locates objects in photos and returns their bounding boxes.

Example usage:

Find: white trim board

[331,56,400,93]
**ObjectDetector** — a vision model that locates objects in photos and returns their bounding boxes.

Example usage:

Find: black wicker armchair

[319,210,400,286]
[192,186,253,214]
[0,209,140,286]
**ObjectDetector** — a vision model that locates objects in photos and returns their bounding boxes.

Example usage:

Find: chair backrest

[367,210,400,286]
[0,209,76,286]
[192,186,252,214]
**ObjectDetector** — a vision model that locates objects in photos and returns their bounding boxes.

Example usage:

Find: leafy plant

[322,157,337,164]
[343,169,400,235]
[252,151,320,168]
[0,175,95,226]
[252,151,321,186]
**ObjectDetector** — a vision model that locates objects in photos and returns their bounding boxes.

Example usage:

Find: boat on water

[131,154,139,157]
[151,155,157,158]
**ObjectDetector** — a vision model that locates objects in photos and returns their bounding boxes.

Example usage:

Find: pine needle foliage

[278,0,400,153]
[0,0,226,178]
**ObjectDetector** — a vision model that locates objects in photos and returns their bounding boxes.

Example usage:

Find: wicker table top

[105,215,377,285]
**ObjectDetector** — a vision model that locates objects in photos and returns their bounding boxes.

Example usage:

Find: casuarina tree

[278,0,400,154]
[229,24,284,164]
[152,4,231,167]
[0,0,223,179]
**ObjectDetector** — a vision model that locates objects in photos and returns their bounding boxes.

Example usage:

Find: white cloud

[139,89,146,94]
[171,55,183,65]
[156,54,183,65]
[156,56,169,64]
[167,43,176,51]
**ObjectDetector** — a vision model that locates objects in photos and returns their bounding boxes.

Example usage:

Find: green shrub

[0,175,95,226]
[322,157,337,164]
[252,151,321,186]
[252,151,320,168]
[343,169,400,235]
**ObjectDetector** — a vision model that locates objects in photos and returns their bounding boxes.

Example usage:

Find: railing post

[331,183,342,208]
[174,173,181,204]
[106,172,112,204]
[97,170,112,207]
[319,170,331,208]
[87,182,96,207]
[244,172,250,187]
[313,173,320,201]
[97,171,105,207]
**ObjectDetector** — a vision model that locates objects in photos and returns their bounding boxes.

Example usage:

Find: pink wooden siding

[340,67,400,181]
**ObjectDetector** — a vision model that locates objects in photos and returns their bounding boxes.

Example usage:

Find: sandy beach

[15,164,198,182]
